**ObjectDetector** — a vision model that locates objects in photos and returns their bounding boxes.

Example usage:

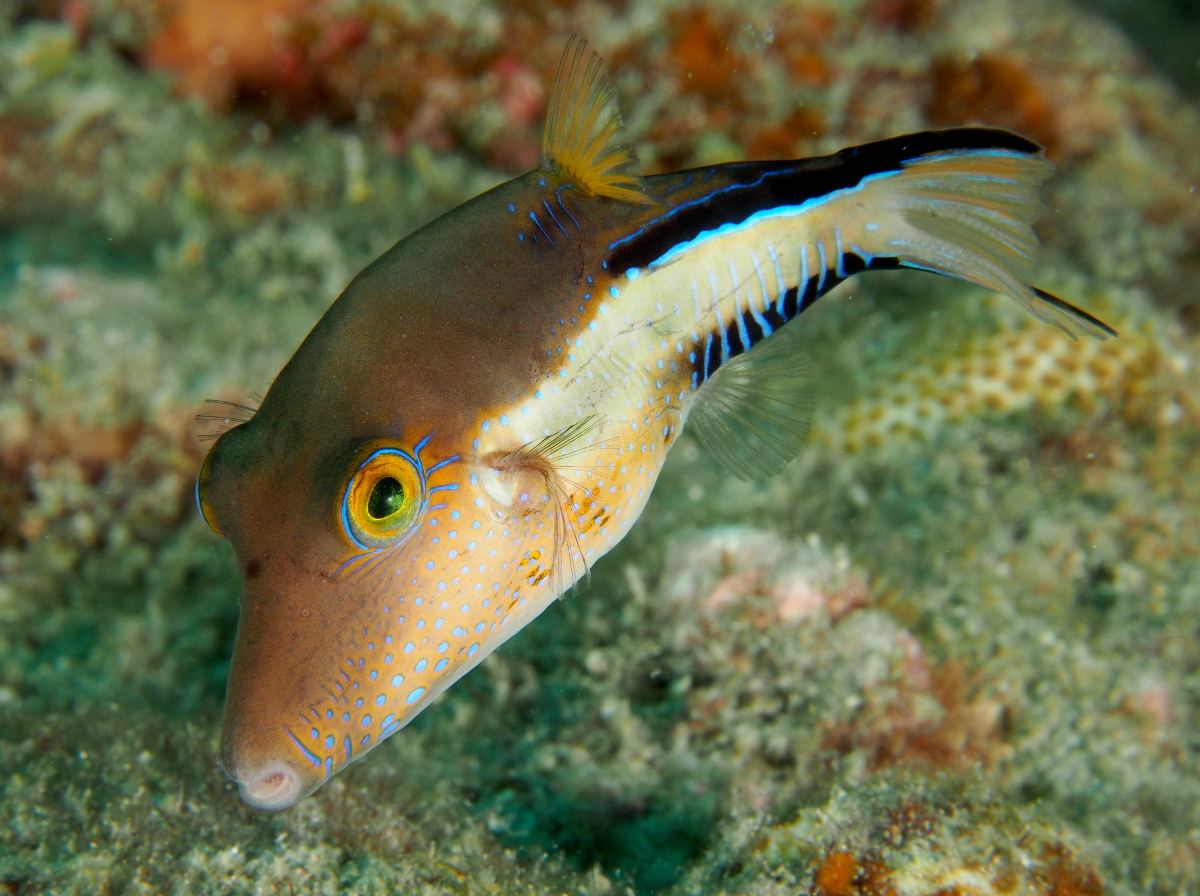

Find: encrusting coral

[1,0,1199,893]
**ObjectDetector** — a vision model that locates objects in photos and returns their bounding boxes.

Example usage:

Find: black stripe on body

[689,254,901,385]
[611,128,1039,273]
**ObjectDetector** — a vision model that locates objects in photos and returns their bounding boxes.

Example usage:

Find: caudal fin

[879,146,1115,340]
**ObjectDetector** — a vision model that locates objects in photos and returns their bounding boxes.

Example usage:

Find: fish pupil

[367,477,405,520]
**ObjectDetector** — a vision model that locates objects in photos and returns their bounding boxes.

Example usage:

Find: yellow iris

[343,448,423,548]
[196,446,224,537]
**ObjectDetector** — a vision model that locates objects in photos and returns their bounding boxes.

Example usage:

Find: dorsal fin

[541,37,652,204]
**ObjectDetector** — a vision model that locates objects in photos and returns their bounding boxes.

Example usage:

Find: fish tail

[866,139,1115,339]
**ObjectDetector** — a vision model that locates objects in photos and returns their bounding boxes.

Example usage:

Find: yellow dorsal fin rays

[689,329,816,480]
[541,37,652,204]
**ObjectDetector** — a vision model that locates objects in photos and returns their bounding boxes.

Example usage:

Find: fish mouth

[223,756,304,811]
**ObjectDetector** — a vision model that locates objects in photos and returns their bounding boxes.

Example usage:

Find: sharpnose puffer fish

[197,39,1115,810]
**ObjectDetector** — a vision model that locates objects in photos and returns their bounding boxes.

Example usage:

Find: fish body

[198,40,1114,810]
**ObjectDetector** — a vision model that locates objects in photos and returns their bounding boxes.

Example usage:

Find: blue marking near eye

[407,687,425,705]
[434,658,448,672]
[286,728,322,768]
[415,658,427,672]
[325,734,335,749]
[391,673,404,686]
[425,454,460,475]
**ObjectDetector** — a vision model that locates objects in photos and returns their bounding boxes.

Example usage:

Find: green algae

[2,0,1200,893]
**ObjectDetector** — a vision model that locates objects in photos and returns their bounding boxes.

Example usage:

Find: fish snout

[229,757,303,811]
[218,734,311,810]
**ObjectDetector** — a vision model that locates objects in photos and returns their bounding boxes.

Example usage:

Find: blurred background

[0,0,1197,894]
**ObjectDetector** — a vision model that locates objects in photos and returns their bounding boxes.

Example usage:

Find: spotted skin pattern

[290,275,694,784]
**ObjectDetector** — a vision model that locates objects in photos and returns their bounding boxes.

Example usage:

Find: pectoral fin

[689,328,815,480]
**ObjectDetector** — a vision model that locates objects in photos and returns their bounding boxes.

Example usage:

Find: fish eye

[367,476,405,520]
[342,448,424,549]
[196,438,225,537]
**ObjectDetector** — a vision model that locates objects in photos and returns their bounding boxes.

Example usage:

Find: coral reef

[1,0,1199,893]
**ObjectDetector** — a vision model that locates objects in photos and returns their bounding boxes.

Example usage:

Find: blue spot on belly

[407,687,425,705]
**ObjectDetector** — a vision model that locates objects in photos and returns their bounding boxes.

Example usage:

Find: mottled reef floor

[1,0,1199,893]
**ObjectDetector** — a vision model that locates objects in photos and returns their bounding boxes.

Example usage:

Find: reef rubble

[1,0,1198,893]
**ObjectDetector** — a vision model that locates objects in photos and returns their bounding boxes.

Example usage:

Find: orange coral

[812,851,900,896]
[866,0,942,31]
[927,54,1061,156]
[770,6,838,87]
[668,7,749,107]
[1035,844,1106,896]
[822,658,1011,772]
[144,0,343,118]
[747,108,825,159]
[814,851,859,896]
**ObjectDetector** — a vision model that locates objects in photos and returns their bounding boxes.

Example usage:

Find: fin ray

[541,37,651,204]
[689,329,815,480]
